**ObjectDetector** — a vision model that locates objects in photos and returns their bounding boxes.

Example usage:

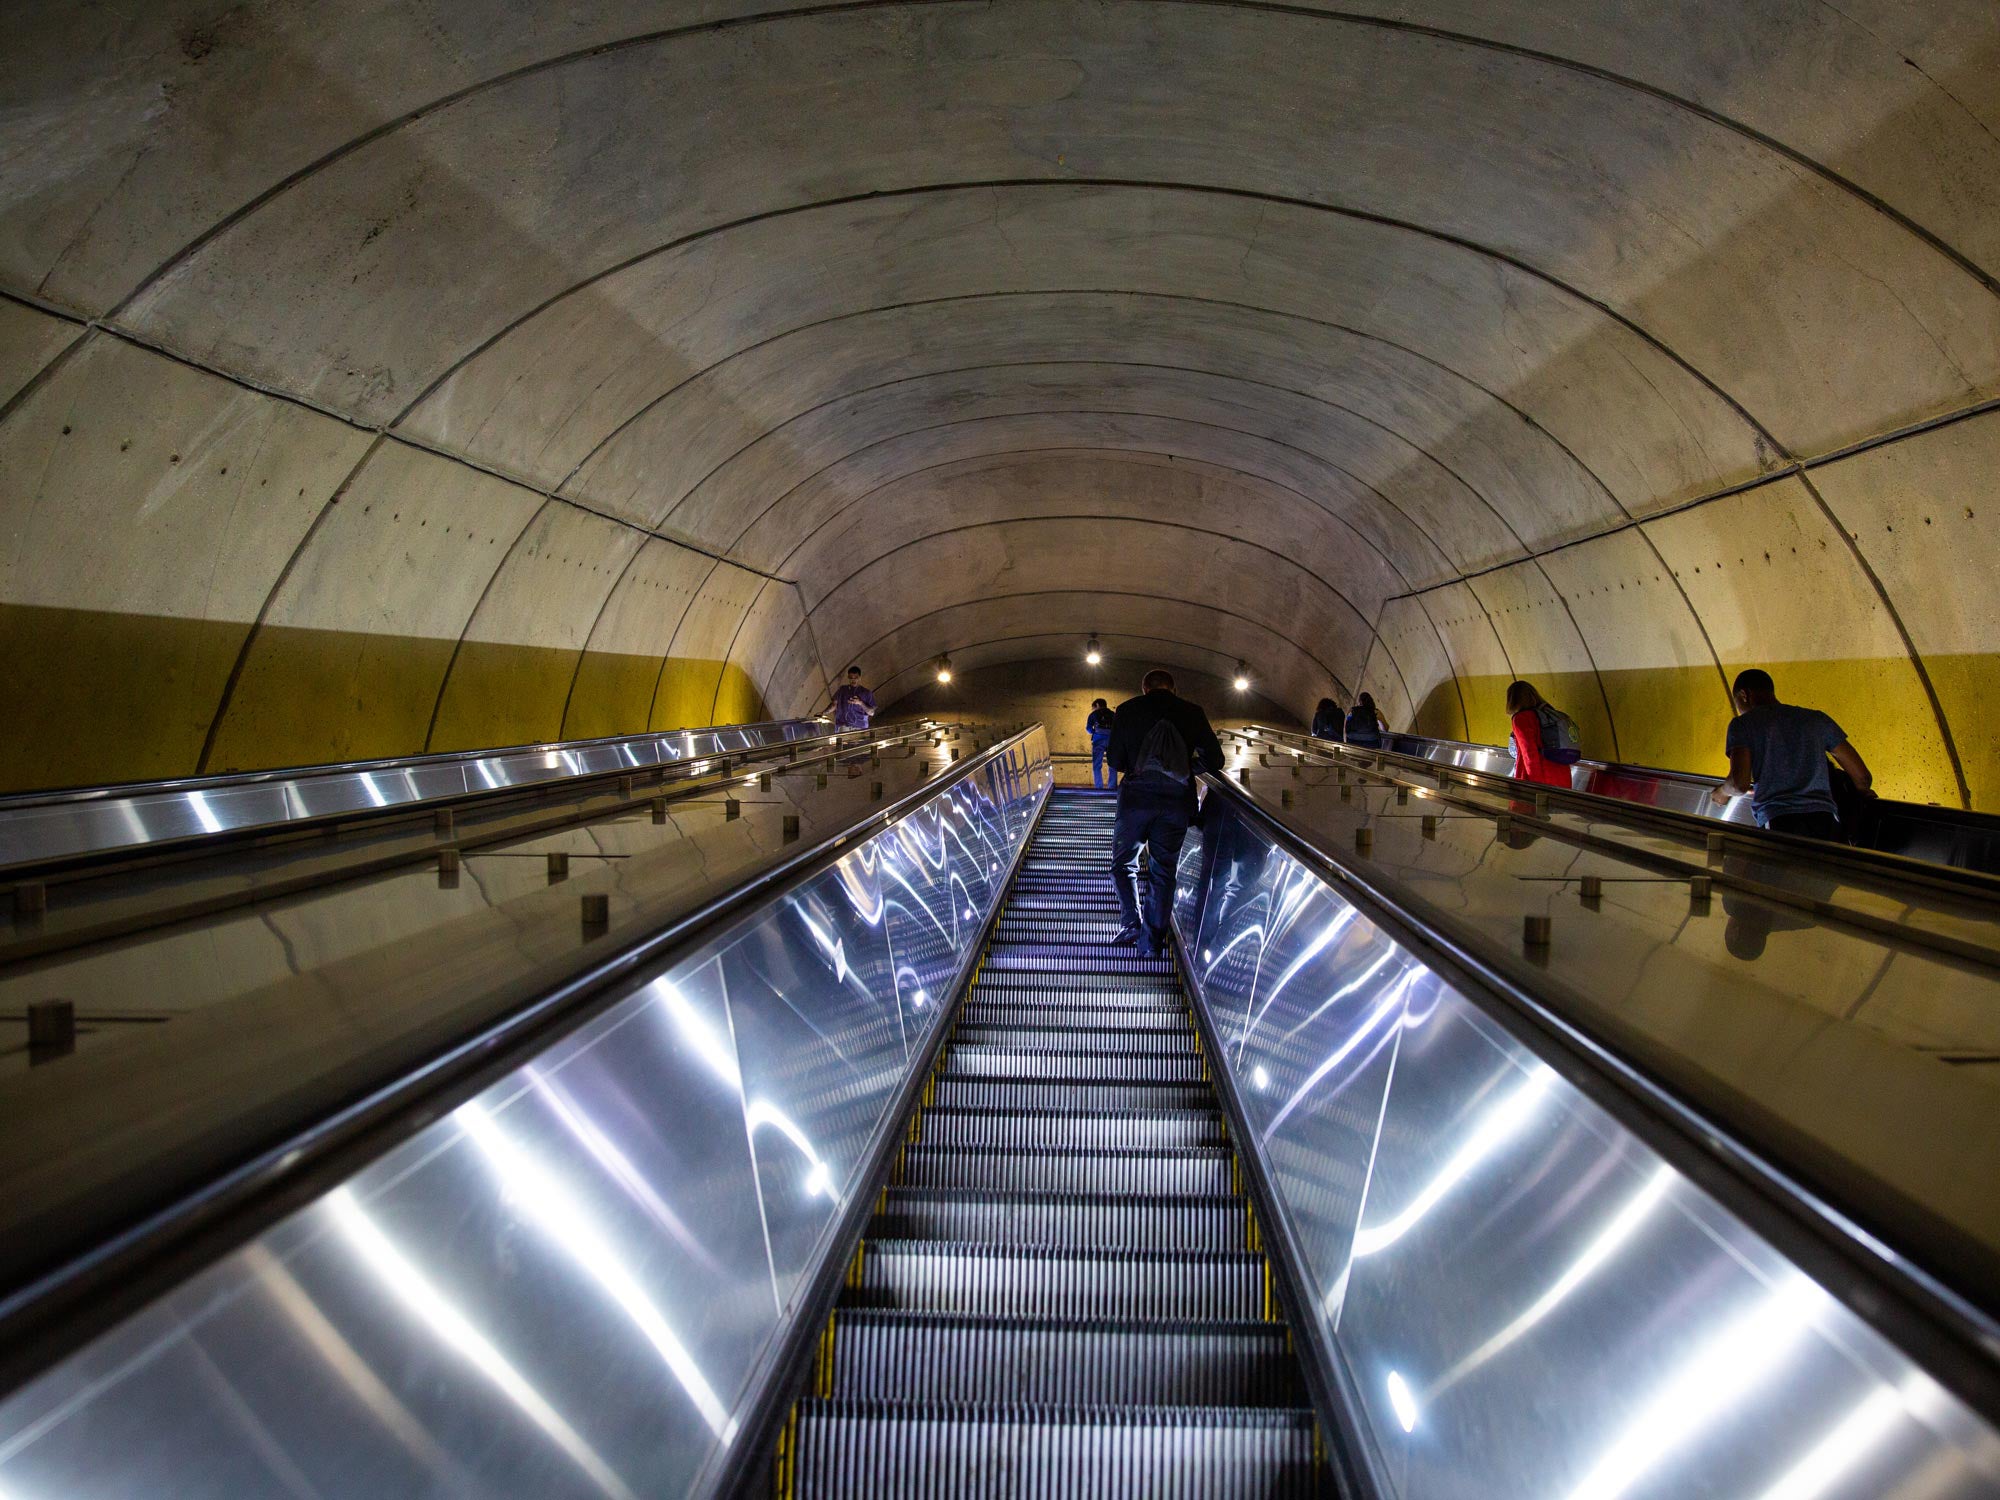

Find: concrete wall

[1,2,1994,799]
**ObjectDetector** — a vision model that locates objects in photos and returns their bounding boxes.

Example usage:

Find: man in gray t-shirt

[1711,668,1873,840]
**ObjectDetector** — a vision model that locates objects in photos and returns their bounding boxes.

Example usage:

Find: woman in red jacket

[1505,680,1576,789]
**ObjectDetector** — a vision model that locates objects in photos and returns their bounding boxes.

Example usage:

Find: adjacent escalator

[779,788,1328,1497]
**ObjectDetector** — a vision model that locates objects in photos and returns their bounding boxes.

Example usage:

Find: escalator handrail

[0,717,944,873]
[0,727,1048,1400]
[0,717,824,806]
[1241,722,2000,900]
[1187,770,2000,1426]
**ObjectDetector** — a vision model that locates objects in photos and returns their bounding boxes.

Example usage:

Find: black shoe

[1110,923,1142,946]
[1135,928,1163,958]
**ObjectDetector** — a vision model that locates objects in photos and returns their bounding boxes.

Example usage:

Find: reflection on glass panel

[0,734,1053,1499]
[1175,795,2000,1499]
[0,954,779,1499]
[722,850,901,1311]
[879,801,965,1053]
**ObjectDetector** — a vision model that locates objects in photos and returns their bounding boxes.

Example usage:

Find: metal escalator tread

[915,1107,1224,1150]
[786,788,1326,1497]
[846,1243,1264,1319]
[792,1402,1321,1500]
[898,1145,1234,1196]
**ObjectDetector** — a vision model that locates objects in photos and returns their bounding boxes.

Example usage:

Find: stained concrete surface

[0,1,1994,803]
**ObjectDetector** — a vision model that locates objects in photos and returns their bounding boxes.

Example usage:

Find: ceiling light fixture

[935,655,953,684]
[1085,634,1102,666]
[1233,661,1251,692]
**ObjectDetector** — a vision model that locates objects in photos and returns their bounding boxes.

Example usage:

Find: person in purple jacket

[827,665,877,775]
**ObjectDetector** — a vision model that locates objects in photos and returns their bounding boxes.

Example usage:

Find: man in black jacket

[1106,669,1226,954]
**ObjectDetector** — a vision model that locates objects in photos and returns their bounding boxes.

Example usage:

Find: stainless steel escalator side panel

[0,717,842,868]
[0,734,1051,1499]
[1175,800,2000,1500]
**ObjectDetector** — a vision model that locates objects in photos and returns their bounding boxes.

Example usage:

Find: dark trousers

[1090,737,1117,789]
[1111,779,1191,933]
[1766,810,1845,843]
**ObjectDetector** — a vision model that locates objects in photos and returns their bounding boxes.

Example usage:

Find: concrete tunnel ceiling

[1,2,1996,805]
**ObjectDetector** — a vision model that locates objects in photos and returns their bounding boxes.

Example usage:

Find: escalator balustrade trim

[773,789,1327,1497]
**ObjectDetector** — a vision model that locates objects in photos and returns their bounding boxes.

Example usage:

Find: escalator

[2,733,1997,1497]
[781,790,1326,1495]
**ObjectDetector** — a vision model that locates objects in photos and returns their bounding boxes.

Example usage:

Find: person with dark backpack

[1105,669,1226,954]
[1344,693,1385,749]
[1311,697,1344,742]
[1504,680,1580,789]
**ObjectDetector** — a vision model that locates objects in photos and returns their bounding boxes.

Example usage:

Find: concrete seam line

[1793,470,1971,810]
[759,433,1421,594]
[758,407,1448,590]
[0,298,802,583]
[1407,591,1479,740]
[798,599,838,716]
[105,177,1788,484]
[553,530,670,739]
[93,0,1995,325]
[800,511,1381,642]
[645,557,746,731]
[419,497,573,753]
[619,354,1547,580]
[543,288,1629,529]
[192,433,390,775]
[708,576,773,725]
[1382,392,2000,604]
[1355,623,1422,733]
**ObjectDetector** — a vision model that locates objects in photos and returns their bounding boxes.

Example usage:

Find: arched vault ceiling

[453,292,1613,552]
[0,0,1995,804]
[7,0,1997,315]
[645,363,1522,583]
[98,5,1998,462]
[798,514,1380,692]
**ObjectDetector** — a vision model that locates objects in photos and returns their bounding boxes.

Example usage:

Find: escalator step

[791,1400,1323,1500]
[982,950,1177,977]
[899,1146,1234,1196]
[872,1189,1247,1249]
[941,1047,1206,1083]
[1002,906,1125,921]
[930,1079,1214,1112]
[971,978,1183,1003]
[960,1002,1186,1029]
[917,1105,1223,1151]
[827,1312,1304,1406]
[993,920,1126,941]
[953,1024,1199,1055]
[846,1242,1263,1319]
[987,942,1179,966]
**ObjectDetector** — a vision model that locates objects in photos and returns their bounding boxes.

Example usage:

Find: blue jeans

[1111,779,1191,933]
[1091,738,1117,789]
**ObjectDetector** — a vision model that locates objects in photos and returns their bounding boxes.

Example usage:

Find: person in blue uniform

[1086,697,1117,789]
